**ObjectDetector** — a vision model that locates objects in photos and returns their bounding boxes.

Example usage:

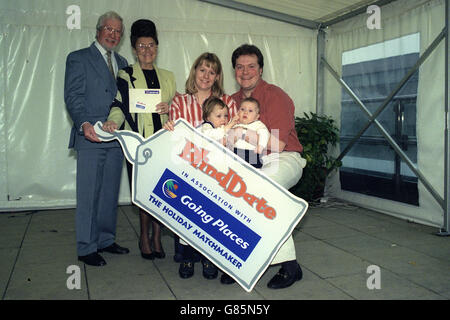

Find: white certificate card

[129,88,161,113]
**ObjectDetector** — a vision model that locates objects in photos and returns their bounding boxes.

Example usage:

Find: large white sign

[94,119,308,292]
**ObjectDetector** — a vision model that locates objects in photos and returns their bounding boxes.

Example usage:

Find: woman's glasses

[136,43,157,51]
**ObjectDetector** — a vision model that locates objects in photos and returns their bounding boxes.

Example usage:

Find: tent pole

[198,0,319,29]
[316,28,326,114]
[322,0,399,27]
[438,0,450,235]
[334,28,445,164]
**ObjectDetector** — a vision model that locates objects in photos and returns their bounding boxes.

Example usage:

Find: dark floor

[1,200,449,300]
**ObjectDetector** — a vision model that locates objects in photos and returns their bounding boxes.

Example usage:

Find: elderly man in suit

[64,11,129,266]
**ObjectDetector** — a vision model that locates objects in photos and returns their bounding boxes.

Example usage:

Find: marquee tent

[0,0,448,234]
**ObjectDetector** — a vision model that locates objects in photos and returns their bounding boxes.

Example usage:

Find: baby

[200,96,269,168]
[230,97,269,168]
[199,97,237,143]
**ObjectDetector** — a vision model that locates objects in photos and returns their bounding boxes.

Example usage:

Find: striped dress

[169,93,238,128]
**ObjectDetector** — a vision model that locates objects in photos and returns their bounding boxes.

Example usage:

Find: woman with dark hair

[103,19,177,260]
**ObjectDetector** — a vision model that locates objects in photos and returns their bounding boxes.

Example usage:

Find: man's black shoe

[267,264,303,289]
[179,261,194,279]
[220,273,236,285]
[98,242,130,254]
[202,260,218,279]
[78,252,106,266]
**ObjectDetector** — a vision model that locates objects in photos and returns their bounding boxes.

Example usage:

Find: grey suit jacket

[64,42,128,150]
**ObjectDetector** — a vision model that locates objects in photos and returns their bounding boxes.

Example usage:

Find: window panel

[339,33,420,205]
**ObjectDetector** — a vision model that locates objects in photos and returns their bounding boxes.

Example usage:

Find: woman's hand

[225,129,237,148]
[155,102,169,114]
[163,120,175,131]
[102,120,118,133]
[244,129,259,147]
[230,127,258,145]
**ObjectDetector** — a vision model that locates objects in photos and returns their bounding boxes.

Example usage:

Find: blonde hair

[202,97,228,122]
[185,52,224,97]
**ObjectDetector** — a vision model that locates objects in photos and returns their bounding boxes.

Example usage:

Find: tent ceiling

[199,0,399,28]
[235,0,375,22]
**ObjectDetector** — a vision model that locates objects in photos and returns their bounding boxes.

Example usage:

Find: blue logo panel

[153,169,261,261]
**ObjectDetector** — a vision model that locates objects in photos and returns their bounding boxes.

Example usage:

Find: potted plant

[289,112,342,202]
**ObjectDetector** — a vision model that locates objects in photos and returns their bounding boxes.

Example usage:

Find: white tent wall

[0,0,317,211]
[323,0,446,228]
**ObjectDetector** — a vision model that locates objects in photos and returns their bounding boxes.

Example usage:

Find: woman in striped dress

[165,52,237,280]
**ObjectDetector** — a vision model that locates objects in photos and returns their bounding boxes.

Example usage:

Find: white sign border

[94,119,308,292]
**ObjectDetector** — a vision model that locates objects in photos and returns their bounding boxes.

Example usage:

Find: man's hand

[82,122,101,142]
[102,120,118,133]
[266,134,286,153]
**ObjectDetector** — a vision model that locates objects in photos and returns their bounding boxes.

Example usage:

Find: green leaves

[289,112,342,202]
